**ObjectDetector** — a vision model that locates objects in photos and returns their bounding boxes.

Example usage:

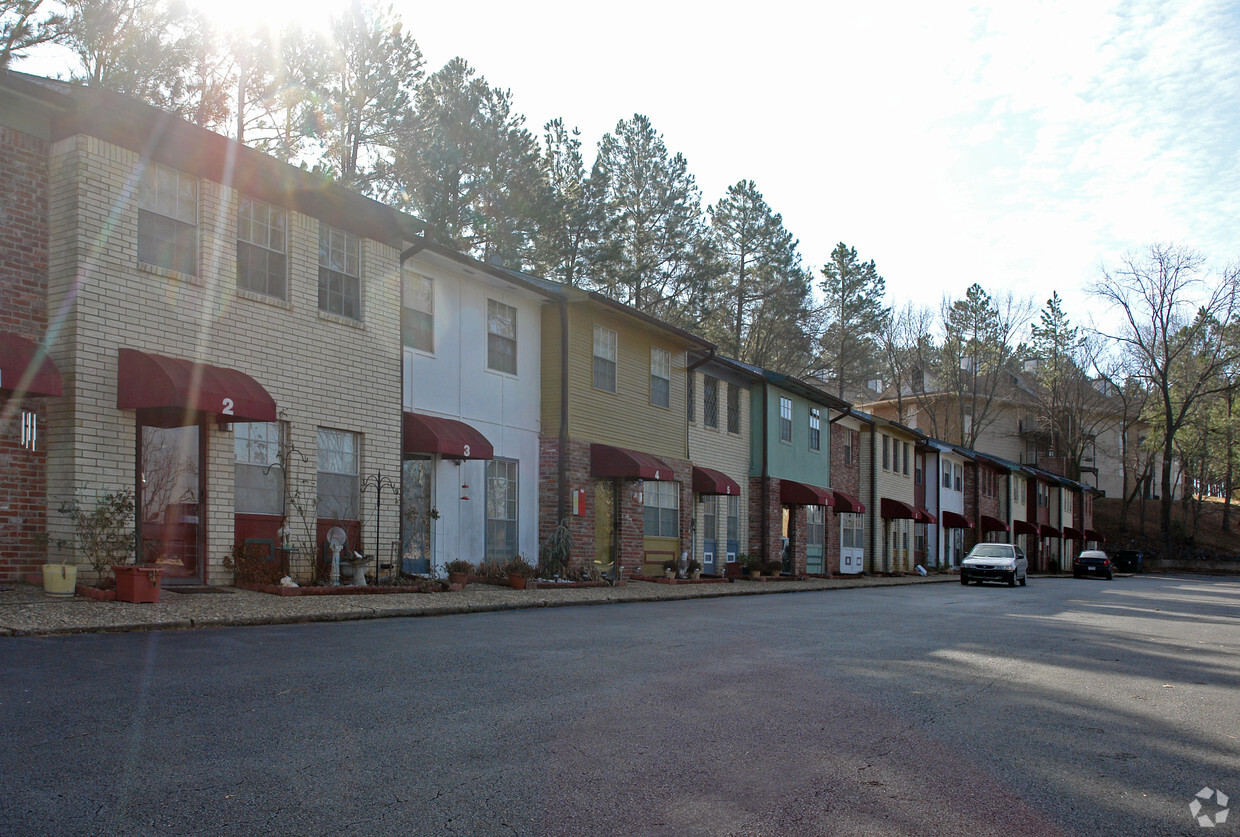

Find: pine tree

[532,118,604,286]
[818,243,889,399]
[1,0,66,67]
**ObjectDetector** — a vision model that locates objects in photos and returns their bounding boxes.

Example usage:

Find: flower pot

[114,566,162,603]
[691,570,701,580]
[664,568,675,579]
[448,571,468,587]
[42,563,77,597]
[748,570,761,579]
[508,573,528,590]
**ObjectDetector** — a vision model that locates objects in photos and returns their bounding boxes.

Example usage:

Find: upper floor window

[942,460,952,489]
[236,198,286,298]
[727,383,741,434]
[138,161,197,275]
[779,397,792,443]
[317,427,359,520]
[593,325,617,392]
[882,434,890,470]
[809,408,821,451]
[687,372,695,422]
[650,347,671,408]
[401,269,434,352]
[844,428,855,465]
[488,300,518,374]
[318,225,360,320]
[902,441,910,475]
[915,453,923,485]
[954,463,963,492]
[704,376,719,428]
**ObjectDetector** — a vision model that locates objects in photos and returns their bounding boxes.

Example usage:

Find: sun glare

[186,0,336,39]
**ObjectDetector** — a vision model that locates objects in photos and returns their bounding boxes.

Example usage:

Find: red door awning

[831,490,866,514]
[1040,524,1062,539]
[980,514,1010,532]
[403,412,494,460]
[915,507,937,524]
[1085,528,1106,542]
[591,443,672,480]
[117,348,275,425]
[780,479,833,506]
[880,497,917,520]
[941,510,973,529]
[0,333,62,397]
[1062,526,1085,540]
[692,466,741,496]
[1012,519,1038,536]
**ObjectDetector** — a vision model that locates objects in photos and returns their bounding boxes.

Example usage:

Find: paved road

[2,575,1237,836]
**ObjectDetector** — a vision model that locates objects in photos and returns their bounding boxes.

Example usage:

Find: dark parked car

[1113,550,1144,573]
[1073,549,1113,580]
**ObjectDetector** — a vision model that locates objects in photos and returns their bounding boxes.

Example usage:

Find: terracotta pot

[508,573,528,590]
[448,571,468,587]
[114,566,162,603]
[749,570,761,579]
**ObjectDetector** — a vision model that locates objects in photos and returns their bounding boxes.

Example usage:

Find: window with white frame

[488,299,518,374]
[809,408,821,451]
[593,325,617,392]
[401,269,434,352]
[485,458,518,561]
[704,376,719,428]
[316,428,359,519]
[236,198,287,298]
[844,429,854,465]
[882,434,890,470]
[915,522,926,553]
[902,441,910,475]
[915,453,923,485]
[779,396,792,443]
[726,495,739,544]
[841,513,863,550]
[234,421,283,515]
[138,161,198,275]
[943,459,952,488]
[650,347,671,408]
[702,494,718,543]
[643,481,679,538]
[954,463,963,492]
[318,225,360,320]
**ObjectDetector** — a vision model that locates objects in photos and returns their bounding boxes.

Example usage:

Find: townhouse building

[1,72,421,585]
[828,411,867,575]
[862,416,934,574]
[925,440,969,569]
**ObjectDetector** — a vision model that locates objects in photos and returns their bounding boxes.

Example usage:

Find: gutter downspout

[557,297,570,528]
[684,349,716,572]
[761,380,770,563]
[868,420,878,574]
[396,239,430,563]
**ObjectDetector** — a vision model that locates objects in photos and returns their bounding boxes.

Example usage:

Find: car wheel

[1073,571,1081,579]
[960,573,969,585]
[1019,573,1027,586]
[1008,571,1017,587]
[1106,572,1113,580]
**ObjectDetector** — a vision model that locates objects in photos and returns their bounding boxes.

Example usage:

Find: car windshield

[969,545,1012,558]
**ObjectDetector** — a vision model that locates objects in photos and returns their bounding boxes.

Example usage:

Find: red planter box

[114,566,162,603]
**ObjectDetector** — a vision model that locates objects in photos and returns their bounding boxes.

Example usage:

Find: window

[485,458,518,561]
[809,408,821,451]
[318,225,360,320]
[727,383,741,434]
[915,453,923,485]
[401,269,434,352]
[643,481,679,538]
[954,464,963,492]
[687,372,695,422]
[902,441,910,475]
[138,161,197,275]
[702,495,718,542]
[844,430,854,465]
[234,421,283,515]
[593,325,617,392]
[488,299,518,374]
[943,460,952,489]
[317,428,359,519]
[882,435,890,470]
[704,376,719,428]
[915,523,926,553]
[650,347,671,408]
[236,198,286,298]
[779,397,792,443]
[726,495,739,543]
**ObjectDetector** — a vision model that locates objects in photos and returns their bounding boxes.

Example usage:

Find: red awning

[403,412,494,460]
[0,333,62,397]
[780,479,833,506]
[1085,528,1106,542]
[831,490,866,514]
[915,507,938,525]
[980,514,1010,532]
[1012,519,1038,536]
[880,497,917,520]
[1039,524,1062,539]
[1062,525,1085,540]
[117,348,275,424]
[692,466,741,496]
[591,443,672,480]
[941,510,973,529]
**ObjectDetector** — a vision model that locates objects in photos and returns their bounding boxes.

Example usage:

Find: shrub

[58,489,136,580]
[225,543,283,585]
[474,559,508,580]
[444,559,474,575]
[506,555,536,579]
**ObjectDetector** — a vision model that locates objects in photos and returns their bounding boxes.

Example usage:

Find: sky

[19,0,1240,335]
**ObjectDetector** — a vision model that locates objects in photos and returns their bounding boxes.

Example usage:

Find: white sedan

[960,543,1028,587]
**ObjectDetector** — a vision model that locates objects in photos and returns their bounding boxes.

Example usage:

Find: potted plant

[662,558,677,579]
[506,555,535,589]
[444,559,473,587]
[743,554,763,579]
[474,559,508,584]
[114,565,163,603]
[687,557,702,580]
[55,489,136,597]
[762,559,783,577]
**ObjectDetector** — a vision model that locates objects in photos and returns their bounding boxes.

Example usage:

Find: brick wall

[828,423,861,576]
[0,125,51,581]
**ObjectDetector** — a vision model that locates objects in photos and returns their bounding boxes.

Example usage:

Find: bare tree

[1092,244,1240,553]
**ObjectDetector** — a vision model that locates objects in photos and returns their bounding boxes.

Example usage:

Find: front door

[781,507,792,574]
[139,422,204,584]
[401,456,433,574]
[701,494,718,575]
[594,480,616,577]
[840,512,863,574]
[806,505,825,574]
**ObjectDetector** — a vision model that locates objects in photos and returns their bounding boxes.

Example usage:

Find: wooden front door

[594,480,616,577]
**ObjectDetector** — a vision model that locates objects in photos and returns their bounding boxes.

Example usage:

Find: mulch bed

[630,574,731,585]
[237,581,444,596]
